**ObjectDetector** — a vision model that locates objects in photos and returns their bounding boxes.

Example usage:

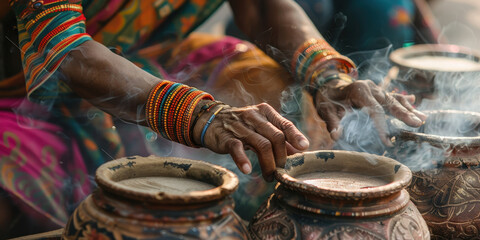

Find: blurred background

[196,0,480,52]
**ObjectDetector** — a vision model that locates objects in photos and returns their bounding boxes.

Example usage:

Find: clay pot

[248,150,429,240]
[390,110,480,239]
[387,44,480,103]
[62,155,249,240]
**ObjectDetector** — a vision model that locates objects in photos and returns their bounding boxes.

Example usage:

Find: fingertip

[413,109,428,121]
[410,114,423,126]
[382,134,394,147]
[330,127,343,140]
[242,163,252,175]
[406,94,416,104]
[286,142,302,155]
[228,140,252,175]
[298,138,310,149]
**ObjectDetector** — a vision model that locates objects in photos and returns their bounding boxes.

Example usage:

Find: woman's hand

[313,79,428,146]
[192,102,310,181]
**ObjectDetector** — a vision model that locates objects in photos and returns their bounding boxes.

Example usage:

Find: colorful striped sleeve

[10,0,92,101]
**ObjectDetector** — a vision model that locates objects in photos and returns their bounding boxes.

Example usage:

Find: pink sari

[0,98,90,227]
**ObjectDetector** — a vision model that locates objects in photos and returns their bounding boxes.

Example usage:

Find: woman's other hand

[313,79,428,146]
[192,102,310,182]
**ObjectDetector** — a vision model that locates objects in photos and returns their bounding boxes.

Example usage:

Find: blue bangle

[200,106,224,147]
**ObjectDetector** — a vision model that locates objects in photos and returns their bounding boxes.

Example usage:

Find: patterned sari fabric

[2,0,329,227]
[2,0,223,228]
[0,98,89,226]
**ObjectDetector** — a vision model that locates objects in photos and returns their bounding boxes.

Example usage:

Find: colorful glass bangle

[292,38,358,87]
[298,50,340,82]
[306,57,356,83]
[146,81,170,132]
[145,81,214,146]
[181,91,206,146]
[291,39,332,71]
[200,106,224,147]
[292,40,333,71]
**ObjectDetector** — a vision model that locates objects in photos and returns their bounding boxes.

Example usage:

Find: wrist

[306,70,354,93]
[192,103,227,147]
[190,100,224,143]
[290,38,357,87]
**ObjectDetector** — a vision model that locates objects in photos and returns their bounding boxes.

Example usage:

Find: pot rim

[275,150,412,200]
[95,155,239,204]
[393,110,480,148]
[390,44,480,72]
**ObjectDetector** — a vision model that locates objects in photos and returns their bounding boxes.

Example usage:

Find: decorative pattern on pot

[248,150,429,240]
[62,155,249,240]
[389,110,480,239]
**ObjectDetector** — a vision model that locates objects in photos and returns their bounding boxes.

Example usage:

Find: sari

[1,0,330,230]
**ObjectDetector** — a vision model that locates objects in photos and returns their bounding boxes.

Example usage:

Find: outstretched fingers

[200,103,309,181]
[225,120,277,181]
[224,138,252,175]
[257,103,310,150]
[392,93,428,121]
[346,81,392,146]
[376,91,423,127]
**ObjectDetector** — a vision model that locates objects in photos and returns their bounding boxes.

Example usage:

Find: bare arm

[60,40,309,180]
[60,40,157,124]
[228,0,321,64]
[228,0,427,145]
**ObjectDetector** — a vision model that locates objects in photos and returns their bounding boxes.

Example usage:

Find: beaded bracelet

[200,106,224,147]
[145,81,214,147]
[189,100,224,140]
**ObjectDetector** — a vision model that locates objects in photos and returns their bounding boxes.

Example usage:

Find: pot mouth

[95,156,238,204]
[390,44,480,72]
[275,151,411,200]
[390,110,480,148]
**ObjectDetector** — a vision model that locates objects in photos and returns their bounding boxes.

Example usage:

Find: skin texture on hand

[313,78,428,146]
[228,0,428,147]
[192,102,310,182]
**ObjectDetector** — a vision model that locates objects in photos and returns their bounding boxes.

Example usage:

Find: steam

[334,109,387,156]
[335,42,480,171]
[419,71,480,112]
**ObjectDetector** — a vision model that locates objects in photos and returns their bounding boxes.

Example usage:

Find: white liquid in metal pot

[297,172,388,190]
[118,176,216,194]
[406,55,480,71]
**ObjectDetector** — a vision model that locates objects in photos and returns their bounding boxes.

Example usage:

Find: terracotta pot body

[390,110,480,239]
[249,150,429,240]
[62,156,249,240]
[388,44,480,104]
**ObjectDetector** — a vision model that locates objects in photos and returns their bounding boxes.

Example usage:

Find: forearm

[59,40,158,124]
[229,0,322,63]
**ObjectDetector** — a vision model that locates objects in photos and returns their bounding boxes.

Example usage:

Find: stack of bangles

[291,38,358,92]
[145,80,223,147]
